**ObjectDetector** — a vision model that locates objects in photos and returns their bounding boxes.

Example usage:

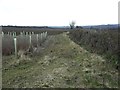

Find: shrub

[69,29,118,68]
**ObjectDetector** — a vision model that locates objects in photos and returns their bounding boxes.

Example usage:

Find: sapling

[20,32,23,35]
[29,34,32,46]
[14,37,17,58]
[45,31,47,38]
[30,32,32,35]
[24,31,26,35]
[32,32,34,35]
[14,32,16,36]
[8,32,9,35]
[2,32,4,37]
[9,32,12,36]
[36,34,39,46]
[12,32,15,37]
[40,33,43,41]
[12,32,16,37]
[23,31,25,35]
[43,32,45,39]
[43,32,47,40]
[28,32,30,35]
[26,32,28,36]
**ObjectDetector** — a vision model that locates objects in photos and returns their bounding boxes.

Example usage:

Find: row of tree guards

[2,31,48,57]
[2,31,38,37]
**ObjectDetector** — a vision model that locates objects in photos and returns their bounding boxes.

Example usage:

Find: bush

[69,29,118,68]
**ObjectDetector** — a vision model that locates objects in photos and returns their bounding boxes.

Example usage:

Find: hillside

[2,32,118,88]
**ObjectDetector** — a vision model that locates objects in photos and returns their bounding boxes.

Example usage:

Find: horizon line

[0,24,118,27]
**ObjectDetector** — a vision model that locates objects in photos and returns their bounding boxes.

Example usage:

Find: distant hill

[82,24,118,30]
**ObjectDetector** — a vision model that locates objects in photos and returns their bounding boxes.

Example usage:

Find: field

[2,26,119,88]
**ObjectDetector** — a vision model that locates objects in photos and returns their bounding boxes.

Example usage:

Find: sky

[0,0,119,26]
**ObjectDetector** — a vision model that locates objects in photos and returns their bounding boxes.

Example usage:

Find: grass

[2,32,118,88]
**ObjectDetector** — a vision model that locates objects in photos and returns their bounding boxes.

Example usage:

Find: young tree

[69,21,75,29]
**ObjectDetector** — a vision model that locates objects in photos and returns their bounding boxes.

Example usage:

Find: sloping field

[2,32,118,88]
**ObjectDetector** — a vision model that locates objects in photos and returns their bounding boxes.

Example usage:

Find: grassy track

[2,32,118,88]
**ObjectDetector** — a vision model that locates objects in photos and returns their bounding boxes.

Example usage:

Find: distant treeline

[2,26,51,28]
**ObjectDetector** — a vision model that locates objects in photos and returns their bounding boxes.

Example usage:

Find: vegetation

[2,26,69,35]
[2,32,47,56]
[69,29,119,69]
[2,26,118,88]
[2,31,118,88]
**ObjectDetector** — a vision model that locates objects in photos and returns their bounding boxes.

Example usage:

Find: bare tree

[69,21,75,29]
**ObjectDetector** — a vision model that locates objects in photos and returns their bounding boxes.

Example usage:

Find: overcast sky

[0,0,119,26]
